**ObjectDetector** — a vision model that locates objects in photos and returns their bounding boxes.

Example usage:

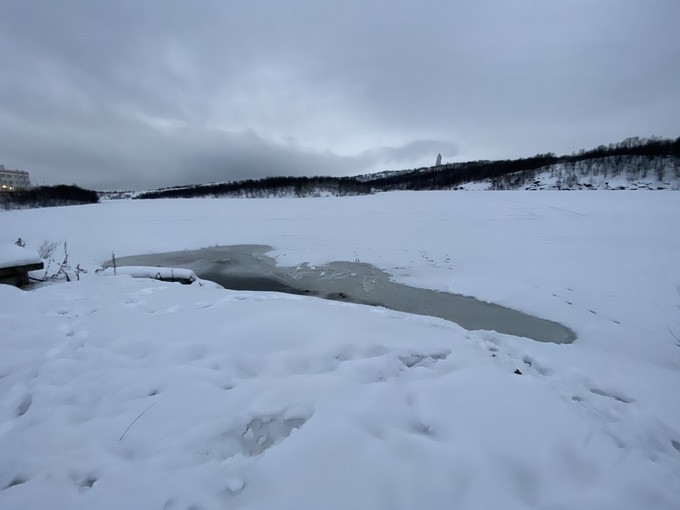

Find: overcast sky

[1,1,679,190]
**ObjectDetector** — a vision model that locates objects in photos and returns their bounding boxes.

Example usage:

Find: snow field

[1,191,680,509]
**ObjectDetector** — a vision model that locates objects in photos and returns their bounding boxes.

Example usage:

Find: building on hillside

[0,165,32,191]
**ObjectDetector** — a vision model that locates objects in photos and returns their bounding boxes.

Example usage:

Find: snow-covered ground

[1,191,679,509]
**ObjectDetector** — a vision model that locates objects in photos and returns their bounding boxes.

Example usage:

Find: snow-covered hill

[459,155,680,191]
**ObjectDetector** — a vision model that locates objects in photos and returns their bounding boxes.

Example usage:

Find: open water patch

[111,245,575,344]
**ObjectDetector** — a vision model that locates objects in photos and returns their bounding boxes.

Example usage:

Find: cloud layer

[1,0,678,189]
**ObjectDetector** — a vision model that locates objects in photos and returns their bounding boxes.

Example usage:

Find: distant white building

[0,165,32,191]
[435,153,442,166]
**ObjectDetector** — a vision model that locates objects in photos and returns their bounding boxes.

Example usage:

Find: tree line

[137,175,372,199]
[0,185,99,210]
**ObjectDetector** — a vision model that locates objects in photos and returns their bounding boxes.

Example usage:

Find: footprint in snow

[410,421,437,439]
[522,356,553,376]
[2,476,27,491]
[588,388,634,404]
[79,476,97,491]
[68,472,98,492]
[226,477,246,494]
[16,393,32,417]
[59,323,75,337]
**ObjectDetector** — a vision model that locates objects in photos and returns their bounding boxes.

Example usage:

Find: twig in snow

[119,402,157,441]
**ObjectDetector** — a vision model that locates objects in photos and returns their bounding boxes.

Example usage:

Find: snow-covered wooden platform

[0,244,43,286]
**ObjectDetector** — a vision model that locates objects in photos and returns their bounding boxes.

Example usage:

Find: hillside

[461,155,680,191]
[134,137,680,199]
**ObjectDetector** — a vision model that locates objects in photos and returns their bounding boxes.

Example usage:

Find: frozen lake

[113,244,576,344]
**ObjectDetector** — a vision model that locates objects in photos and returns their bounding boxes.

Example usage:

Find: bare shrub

[38,240,61,260]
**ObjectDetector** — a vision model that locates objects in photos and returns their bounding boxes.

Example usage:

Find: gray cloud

[1,0,678,190]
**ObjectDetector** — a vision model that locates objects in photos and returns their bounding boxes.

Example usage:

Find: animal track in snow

[550,289,624,324]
